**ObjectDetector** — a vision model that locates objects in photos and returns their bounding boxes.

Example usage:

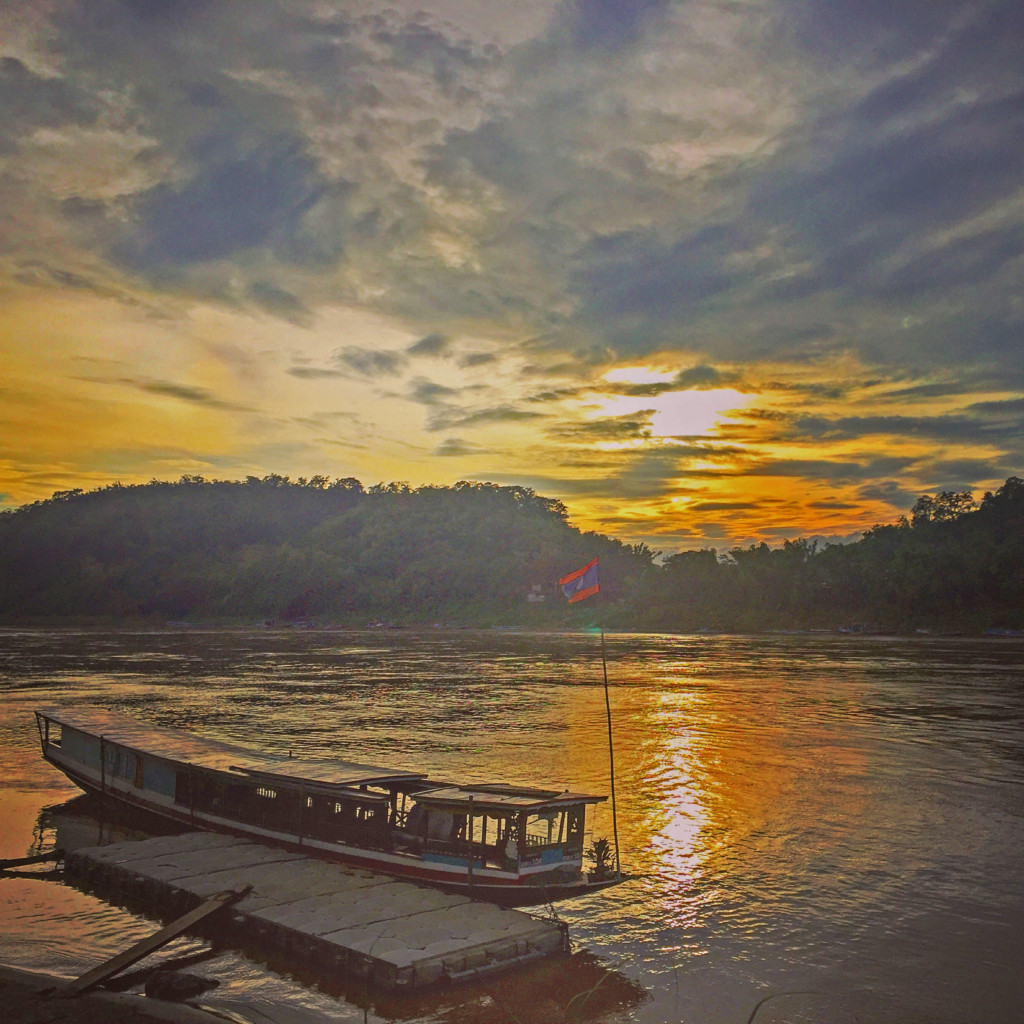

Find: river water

[0,628,1021,1023]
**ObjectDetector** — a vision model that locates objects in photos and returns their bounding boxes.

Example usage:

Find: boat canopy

[413,783,606,815]
[228,763,424,793]
[36,706,428,790]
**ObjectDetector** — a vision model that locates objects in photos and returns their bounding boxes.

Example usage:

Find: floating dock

[64,833,569,991]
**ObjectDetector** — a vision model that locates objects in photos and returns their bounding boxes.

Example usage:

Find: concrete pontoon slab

[76,832,248,865]
[65,832,569,991]
[108,843,303,883]
[164,856,371,909]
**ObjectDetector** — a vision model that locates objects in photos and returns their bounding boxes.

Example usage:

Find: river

[1,628,1022,1023]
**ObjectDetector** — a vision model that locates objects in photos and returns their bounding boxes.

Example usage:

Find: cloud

[13,260,152,310]
[427,404,548,432]
[288,366,344,380]
[915,457,1017,490]
[409,378,461,405]
[336,347,406,377]
[434,437,487,457]
[856,480,912,506]
[0,56,98,152]
[407,332,449,356]
[548,415,653,441]
[686,501,762,512]
[3,0,1023,550]
[459,352,498,368]
[247,280,310,325]
[807,500,860,511]
[673,365,738,389]
[75,375,252,412]
[111,135,329,274]
[558,0,671,53]
[782,412,1023,445]
[754,457,922,484]
[554,2,1024,368]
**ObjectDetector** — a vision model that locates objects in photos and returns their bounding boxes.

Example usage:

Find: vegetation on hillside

[1,475,1022,633]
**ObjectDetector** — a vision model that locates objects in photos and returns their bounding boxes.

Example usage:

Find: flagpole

[600,629,621,876]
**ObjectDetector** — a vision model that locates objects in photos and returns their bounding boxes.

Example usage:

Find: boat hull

[45,752,615,907]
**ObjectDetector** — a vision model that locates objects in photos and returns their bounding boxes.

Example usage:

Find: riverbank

[0,964,230,1024]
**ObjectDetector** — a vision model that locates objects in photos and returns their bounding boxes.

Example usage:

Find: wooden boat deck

[63,832,569,990]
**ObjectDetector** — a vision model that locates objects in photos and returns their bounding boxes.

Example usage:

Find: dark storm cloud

[794,0,970,62]
[916,458,1017,489]
[965,397,1024,418]
[113,135,328,273]
[609,452,685,498]
[755,457,921,483]
[749,92,1024,302]
[857,480,912,506]
[559,0,671,52]
[368,15,497,90]
[117,0,213,24]
[530,443,746,502]
[871,226,1024,302]
[565,1,1024,368]
[573,223,751,322]
[0,56,98,152]
[783,411,1023,445]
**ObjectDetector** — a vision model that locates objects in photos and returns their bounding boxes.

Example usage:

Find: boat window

[256,786,277,799]
[524,810,566,847]
[49,722,62,747]
[106,748,136,781]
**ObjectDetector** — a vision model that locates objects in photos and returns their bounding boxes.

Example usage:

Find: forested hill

[0,477,651,626]
[1,475,1023,633]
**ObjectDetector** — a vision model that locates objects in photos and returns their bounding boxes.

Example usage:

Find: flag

[559,557,600,603]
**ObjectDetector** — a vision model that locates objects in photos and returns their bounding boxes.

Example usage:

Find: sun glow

[594,388,749,438]
[650,389,748,437]
[603,366,677,385]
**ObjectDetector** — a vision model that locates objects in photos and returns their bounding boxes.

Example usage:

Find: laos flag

[559,557,600,604]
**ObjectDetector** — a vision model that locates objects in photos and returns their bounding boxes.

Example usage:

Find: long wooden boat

[35,707,625,906]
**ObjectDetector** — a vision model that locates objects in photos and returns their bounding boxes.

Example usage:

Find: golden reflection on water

[2,629,1024,1024]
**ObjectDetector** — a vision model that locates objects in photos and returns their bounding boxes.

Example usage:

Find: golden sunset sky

[2,1,1022,551]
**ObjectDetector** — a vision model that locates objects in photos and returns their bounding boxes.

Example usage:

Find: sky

[2,0,1023,552]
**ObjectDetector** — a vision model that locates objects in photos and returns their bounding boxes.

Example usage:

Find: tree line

[1,475,1022,633]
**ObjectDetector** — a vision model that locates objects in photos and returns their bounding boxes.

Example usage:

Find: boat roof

[413,783,606,814]
[36,706,428,788]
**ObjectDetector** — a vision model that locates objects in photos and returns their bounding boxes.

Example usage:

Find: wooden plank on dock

[0,849,63,869]
[64,833,568,991]
[61,885,250,996]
